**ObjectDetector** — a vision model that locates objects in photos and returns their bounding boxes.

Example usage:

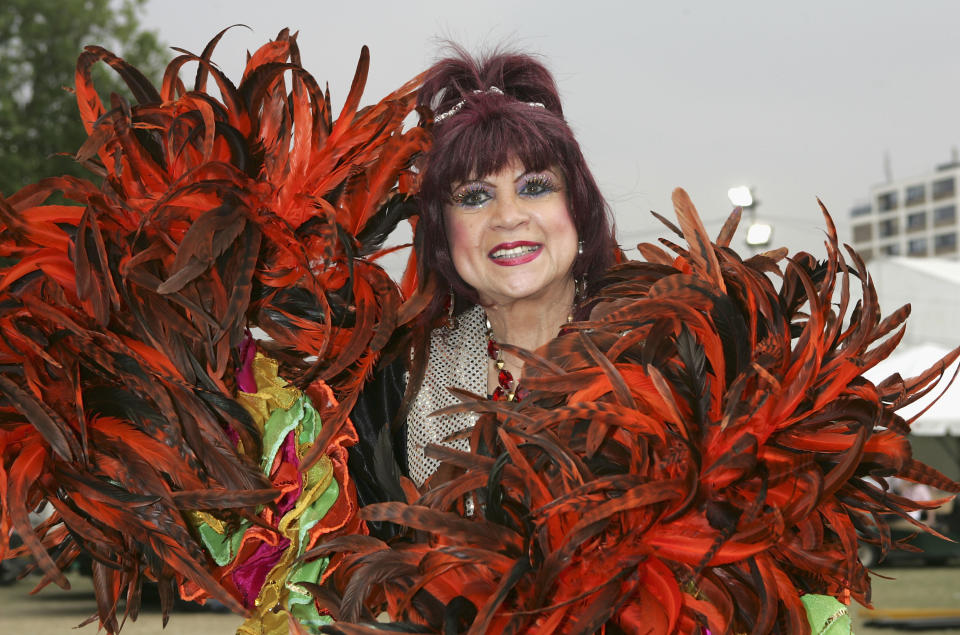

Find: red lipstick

[488,241,542,266]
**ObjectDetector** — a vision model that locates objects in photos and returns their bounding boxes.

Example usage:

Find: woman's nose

[491,193,528,229]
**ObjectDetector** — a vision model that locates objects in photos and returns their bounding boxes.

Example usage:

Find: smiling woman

[333,44,960,635]
[0,27,954,634]
[2,23,956,635]
[349,48,620,488]
[444,163,579,319]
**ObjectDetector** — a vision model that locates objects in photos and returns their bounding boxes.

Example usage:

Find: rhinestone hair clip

[433,86,546,124]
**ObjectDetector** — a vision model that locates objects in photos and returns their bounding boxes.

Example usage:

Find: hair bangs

[431,104,567,192]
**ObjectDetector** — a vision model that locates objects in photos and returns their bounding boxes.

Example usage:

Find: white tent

[864,343,960,436]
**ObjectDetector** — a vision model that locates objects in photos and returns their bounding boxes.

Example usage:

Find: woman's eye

[451,186,491,209]
[519,176,557,197]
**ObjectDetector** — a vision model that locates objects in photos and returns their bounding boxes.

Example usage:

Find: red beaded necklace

[485,319,529,402]
[485,312,575,402]
[484,279,580,402]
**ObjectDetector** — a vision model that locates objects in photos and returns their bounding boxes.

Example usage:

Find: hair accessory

[434,86,546,124]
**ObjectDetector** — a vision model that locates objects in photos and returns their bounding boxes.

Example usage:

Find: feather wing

[2,28,428,633]
[323,189,959,634]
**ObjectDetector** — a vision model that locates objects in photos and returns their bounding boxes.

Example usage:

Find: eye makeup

[516,171,561,197]
[448,168,563,211]
[450,182,493,210]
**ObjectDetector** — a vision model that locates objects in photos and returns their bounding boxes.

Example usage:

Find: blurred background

[9,0,960,256]
[2,0,959,631]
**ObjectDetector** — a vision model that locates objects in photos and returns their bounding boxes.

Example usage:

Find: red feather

[321,190,959,634]
[1,29,427,633]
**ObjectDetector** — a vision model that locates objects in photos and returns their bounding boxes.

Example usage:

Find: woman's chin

[480,276,574,308]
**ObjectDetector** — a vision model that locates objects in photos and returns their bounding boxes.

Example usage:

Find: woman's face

[443,159,578,307]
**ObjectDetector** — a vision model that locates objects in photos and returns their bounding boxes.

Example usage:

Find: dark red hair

[415,48,618,324]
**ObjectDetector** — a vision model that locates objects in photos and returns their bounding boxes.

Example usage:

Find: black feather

[357,194,417,256]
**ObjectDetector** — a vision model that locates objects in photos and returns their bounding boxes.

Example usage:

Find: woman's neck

[483,279,575,356]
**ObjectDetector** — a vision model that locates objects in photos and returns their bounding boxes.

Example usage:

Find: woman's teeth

[491,245,539,259]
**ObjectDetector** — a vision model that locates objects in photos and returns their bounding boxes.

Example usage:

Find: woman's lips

[488,241,542,266]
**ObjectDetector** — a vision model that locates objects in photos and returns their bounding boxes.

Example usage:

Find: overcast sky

[142,0,960,260]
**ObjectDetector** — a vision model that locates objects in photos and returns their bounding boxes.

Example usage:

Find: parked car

[0,532,27,586]
[859,498,960,567]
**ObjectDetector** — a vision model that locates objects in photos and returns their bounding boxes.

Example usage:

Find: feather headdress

[0,28,426,632]
[317,189,960,634]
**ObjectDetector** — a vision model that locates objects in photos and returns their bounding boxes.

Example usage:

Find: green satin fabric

[802,594,853,634]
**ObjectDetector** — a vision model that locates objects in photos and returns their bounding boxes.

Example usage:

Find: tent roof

[886,257,960,286]
[864,342,960,436]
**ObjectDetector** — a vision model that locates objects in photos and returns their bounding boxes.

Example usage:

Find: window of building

[876,191,898,212]
[934,204,956,226]
[906,211,927,232]
[852,223,872,242]
[905,184,926,206]
[850,204,872,218]
[932,176,956,200]
[880,243,901,256]
[934,232,958,254]
[858,247,874,261]
[908,237,928,256]
[878,218,899,238]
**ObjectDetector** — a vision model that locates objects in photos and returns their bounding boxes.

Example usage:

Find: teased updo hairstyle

[415,47,618,324]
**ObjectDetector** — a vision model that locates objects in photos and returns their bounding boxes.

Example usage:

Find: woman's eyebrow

[514,168,555,183]
[453,177,492,189]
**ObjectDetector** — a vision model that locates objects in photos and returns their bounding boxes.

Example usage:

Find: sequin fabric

[406,304,487,486]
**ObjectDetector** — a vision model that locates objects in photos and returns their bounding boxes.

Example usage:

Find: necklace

[484,297,577,402]
[485,318,529,402]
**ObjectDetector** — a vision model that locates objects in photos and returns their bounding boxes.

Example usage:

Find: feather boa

[0,28,424,633]
[1,26,957,635]
[317,190,960,635]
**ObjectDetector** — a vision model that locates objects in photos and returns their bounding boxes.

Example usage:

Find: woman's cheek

[446,214,482,255]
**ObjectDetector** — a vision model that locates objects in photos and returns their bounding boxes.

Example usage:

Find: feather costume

[0,28,426,633]
[2,27,957,635]
[315,189,960,635]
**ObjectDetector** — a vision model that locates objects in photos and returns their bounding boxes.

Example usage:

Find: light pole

[727,186,772,251]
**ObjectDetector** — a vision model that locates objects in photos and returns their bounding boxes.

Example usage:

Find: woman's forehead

[462,157,526,181]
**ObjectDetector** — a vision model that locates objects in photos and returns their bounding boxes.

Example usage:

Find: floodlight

[727,186,754,208]
[745,222,773,246]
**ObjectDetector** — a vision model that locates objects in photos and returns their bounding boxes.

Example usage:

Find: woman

[407,49,619,485]
[0,31,942,632]
[349,48,618,493]
[339,49,893,634]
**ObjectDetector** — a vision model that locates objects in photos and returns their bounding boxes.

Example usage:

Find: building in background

[850,160,960,261]
[848,166,960,481]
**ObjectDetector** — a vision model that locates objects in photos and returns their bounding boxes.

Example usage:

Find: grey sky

[142,0,960,258]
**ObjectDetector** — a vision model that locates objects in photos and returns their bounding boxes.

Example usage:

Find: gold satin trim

[234,361,335,635]
[238,451,334,633]
[236,353,302,430]
[189,354,303,540]
[186,510,226,535]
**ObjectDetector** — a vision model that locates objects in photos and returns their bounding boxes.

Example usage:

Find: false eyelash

[520,173,560,194]
[450,184,489,206]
